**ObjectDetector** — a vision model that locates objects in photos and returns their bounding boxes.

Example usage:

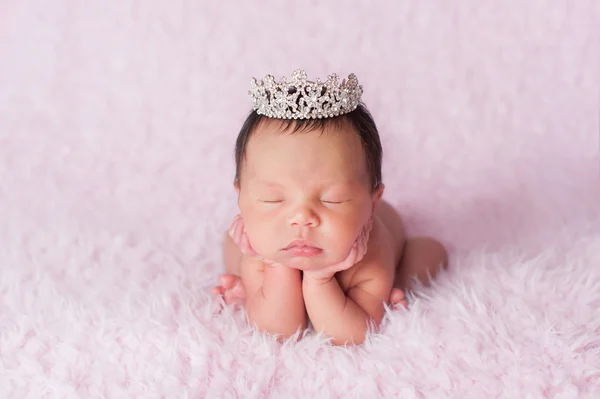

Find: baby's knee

[405,237,448,272]
[397,237,448,288]
[425,238,448,268]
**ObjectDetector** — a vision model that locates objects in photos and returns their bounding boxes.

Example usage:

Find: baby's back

[375,200,406,265]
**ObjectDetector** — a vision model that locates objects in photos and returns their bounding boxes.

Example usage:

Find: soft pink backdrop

[1,1,597,260]
[0,1,599,397]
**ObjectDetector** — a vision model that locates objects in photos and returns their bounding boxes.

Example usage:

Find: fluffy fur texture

[1,1,599,397]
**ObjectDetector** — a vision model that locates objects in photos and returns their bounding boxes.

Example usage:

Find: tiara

[248,69,363,119]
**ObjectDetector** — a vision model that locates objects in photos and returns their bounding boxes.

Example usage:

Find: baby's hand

[212,274,246,306]
[303,216,373,284]
[228,214,282,267]
[228,214,260,257]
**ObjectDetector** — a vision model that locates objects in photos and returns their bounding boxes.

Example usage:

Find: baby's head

[233,72,384,270]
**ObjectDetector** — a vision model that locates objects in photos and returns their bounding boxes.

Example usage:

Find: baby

[212,70,448,345]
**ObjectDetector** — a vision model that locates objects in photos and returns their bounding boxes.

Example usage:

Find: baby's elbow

[331,334,365,346]
[330,326,368,346]
[330,315,382,346]
[247,307,307,339]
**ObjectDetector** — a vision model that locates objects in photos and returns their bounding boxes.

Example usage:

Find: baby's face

[236,120,382,271]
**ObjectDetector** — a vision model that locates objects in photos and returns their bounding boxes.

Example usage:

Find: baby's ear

[371,183,385,213]
[375,183,385,200]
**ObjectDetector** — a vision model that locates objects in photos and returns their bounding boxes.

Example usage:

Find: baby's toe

[395,301,407,309]
[219,274,240,289]
[230,279,246,298]
[214,274,245,305]
[224,289,246,306]
[389,288,405,304]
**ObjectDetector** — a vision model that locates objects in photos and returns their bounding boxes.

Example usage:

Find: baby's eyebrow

[250,179,359,190]
[252,180,283,188]
[321,179,358,189]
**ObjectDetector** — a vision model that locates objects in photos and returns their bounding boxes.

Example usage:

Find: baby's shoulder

[367,214,398,265]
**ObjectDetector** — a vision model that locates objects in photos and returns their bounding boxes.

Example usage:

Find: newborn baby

[213,71,448,345]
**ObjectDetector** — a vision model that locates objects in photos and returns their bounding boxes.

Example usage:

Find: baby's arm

[228,214,306,338]
[240,255,307,339]
[303,263,392,345]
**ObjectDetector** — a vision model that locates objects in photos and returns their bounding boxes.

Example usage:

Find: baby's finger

[365,220,373,238]
[341,243,359,270]
[240,232,256,256]
[228,218,237,238]
[229,217,242,241]
[357,234,368,260]
[239,232,249,252]
[362,218,373,239]
[229,214,241,231]
[233,220,245,246]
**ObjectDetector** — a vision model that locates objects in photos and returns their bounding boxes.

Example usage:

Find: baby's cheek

[242,217,277,255]
[324,223,361,259]
[242,221,264,248]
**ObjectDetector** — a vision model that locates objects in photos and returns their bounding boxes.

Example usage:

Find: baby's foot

[389,288,407,309]
[211,274,246,305]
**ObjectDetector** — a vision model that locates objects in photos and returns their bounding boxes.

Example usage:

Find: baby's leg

[212,233,246,305]
[393,237,448,294]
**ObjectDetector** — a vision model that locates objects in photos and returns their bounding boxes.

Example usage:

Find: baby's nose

[288,206,320,227]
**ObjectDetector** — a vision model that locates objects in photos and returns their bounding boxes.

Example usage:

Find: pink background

[1,1,598,261]
[1,1,599,397]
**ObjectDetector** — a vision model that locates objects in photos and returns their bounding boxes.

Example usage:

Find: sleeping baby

[212,70,448,345]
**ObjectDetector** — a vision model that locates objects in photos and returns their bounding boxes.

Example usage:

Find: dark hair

[234,103,383,191]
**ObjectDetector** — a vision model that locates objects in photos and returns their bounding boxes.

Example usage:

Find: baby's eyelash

[259,199,349,204]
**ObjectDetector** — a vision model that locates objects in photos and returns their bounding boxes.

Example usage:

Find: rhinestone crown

[249,69,363,119]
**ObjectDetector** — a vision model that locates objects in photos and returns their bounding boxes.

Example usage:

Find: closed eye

[321,200,348,204]
[262,200,283,204]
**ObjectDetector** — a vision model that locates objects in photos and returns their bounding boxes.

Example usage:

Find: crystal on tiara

[248,69,363,119]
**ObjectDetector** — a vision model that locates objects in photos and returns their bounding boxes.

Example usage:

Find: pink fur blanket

[1,1,599,397]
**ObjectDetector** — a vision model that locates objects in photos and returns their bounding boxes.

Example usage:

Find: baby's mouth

[282,240,323,257]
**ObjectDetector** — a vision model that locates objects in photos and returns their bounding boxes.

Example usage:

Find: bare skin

[213,200,448,317]
[212,118,449,344]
